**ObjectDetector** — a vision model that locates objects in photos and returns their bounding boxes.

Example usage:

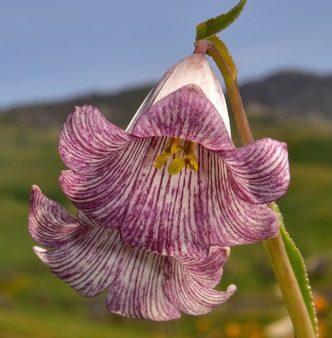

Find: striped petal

[166,255,236,315]
[198,147,279,246]
[59,105,136,174]
[29,185,79,246]
[33,227,119,298]
[29,190,235,320]
[223,138,290,204]
[29,190,179,320]
[131,85,233,152]
[127,53,231,135]
[34,225,180,320]
[105,248,180,320]
[179,247,230,288]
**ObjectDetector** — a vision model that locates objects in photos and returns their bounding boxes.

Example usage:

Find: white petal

[127,53,230,136]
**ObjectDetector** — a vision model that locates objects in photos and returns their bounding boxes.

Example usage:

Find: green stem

[264,212,316,338]
[196,37,316,338]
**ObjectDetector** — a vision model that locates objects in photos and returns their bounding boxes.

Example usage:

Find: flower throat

[153,137,199,175]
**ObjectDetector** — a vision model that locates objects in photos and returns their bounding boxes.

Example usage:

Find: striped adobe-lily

[29,51,290,319]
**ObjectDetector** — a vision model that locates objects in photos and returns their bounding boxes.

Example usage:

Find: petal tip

[33,246,48,261]
[33,245,47,254]
[33,246,49,264]
[224,247,231,257]
[30,185,41,204]
[31,184,41,193]
[73,104,96,113]
[227,284,237,294]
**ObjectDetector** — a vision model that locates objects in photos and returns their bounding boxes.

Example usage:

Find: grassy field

[0,119,331,337]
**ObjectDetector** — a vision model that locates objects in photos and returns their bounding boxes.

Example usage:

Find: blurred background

[0,1,331,337]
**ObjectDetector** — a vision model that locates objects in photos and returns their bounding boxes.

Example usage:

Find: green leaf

[196,0,247,41]
[274,205,318,335]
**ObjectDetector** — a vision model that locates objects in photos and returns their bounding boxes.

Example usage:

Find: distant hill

[241,70,332,120]
[1,70,331,127]
[0,85,152,129]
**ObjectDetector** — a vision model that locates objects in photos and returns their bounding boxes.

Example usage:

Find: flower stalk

[196,37,316,338]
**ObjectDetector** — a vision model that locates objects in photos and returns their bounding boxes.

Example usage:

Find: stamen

[168,138,182,154]
[154,152,169,169]
[186,154,199,171]
[153,138,199,174]
[168,157,185,175]
[154,138,183,170]
[184,141,199,171]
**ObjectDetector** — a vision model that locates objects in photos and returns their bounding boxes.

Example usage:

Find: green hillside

[0,117,331,337]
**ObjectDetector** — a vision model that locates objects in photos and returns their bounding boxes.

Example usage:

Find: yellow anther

[186,154,199,171]
[183,140,195,155]
[168,157,186,175]
[153,152,169,169]
[164,137,182,154]
[184,141,199,171]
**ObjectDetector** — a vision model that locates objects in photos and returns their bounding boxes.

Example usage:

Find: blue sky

[1,0,331,107]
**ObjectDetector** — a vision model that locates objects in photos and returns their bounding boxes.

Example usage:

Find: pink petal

[34,225,180,320]
[179,246,230,288]
[131,85,233,152]
[197,147,279,246]
[105,250,180,320]
[59,105,136,174]
[166,254,236,315]
[127,53,231,135]
[29,185,80,246]
[223,138,290,204]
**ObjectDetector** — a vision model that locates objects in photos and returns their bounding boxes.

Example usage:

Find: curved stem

[196,38,316,338]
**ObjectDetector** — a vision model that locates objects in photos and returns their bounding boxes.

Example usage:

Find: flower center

[153,137,199,175]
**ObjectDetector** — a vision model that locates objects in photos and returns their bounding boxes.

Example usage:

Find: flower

[29,186,236,320]
[58,52,290,258]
